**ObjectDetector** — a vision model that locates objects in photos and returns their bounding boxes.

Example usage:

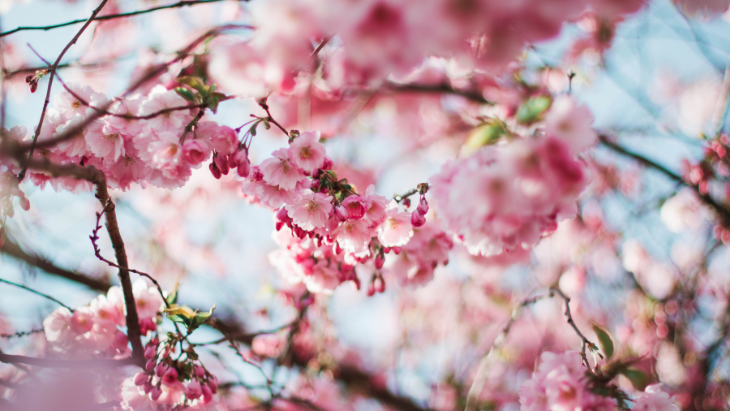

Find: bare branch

[384,80,494,105]
[0,278,74,311]
[0,353,138,369]
[18,0,111,182]
[0,0,246,38]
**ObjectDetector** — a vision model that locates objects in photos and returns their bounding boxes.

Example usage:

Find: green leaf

[516,96,552,125]
[175,88,196,103]
[177,76,208,96]
[464,119,508,150]
[592,325,614,360]
[620,368,648,391]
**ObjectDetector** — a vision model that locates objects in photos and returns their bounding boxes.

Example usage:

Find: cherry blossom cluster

[519,351,679,411]
[429,96,597,256]
[123,336,219,410]
[43,280,163,356]
[209,0,647,97]
[239,130,429,293]
[1,83,238,191]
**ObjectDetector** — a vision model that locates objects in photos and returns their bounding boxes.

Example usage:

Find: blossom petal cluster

[43,280,162,355]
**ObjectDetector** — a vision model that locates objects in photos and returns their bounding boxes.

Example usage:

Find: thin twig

[258,99,289,137]
[549,287,597,370]
[384,80,494,105]
[0,0,246,38]
[599,134,730,222]
[0,328,43,339]
[18,0,110,182]
[0,278,74,311]
[17,24,247,154]
[464,292,553,411]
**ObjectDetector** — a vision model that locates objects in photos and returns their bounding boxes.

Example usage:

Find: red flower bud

[209,161,222,179]
[374,253,385,269]
[411,210,426,227]
[417,196,429,215]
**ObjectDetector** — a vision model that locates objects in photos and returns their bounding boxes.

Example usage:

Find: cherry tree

[0,0,729,410]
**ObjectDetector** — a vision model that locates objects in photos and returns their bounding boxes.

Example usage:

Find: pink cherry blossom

[378,201,413,247]
[133,279,164,320]
[43,307,74,346]
[260,148,305,190]
[287,192,333,231]
[86,120,125,161]
[544,95,598,154]
[633,385,680,411]
[288,131,326,173]
[139,86,192,132]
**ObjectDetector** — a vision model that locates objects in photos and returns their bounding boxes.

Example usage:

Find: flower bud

[321,157,333,170]
[201,384,213,403]
[367,281,375,297]
[209,161,221,179]
[277,207,290,222]
[374,276,385,293]
[134,372,149,386]
[150,386,162,401]
[402,197,411,208]
[237,158,251,178]
[182,140,210,166]
[311,179,321,192]
[341,196,366,220]
[144,344,157,360]
[18,196,30,211]
[185,379,203,400]
[411,210,426,228]
[156,362,169,377]
[275,221,285,231]
[393,246,401,255]
[374,253,385,269]
[417,196,429,215]
[195,365,206,379]
[143,381,152,394]
[208,375,218,394]
[162,368,179,386]
[145,359,156,372]
[214,153,230,175]
[334,205,348,222]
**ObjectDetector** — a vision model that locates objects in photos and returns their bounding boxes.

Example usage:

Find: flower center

[300,146,312,159]
[305,200,319,214]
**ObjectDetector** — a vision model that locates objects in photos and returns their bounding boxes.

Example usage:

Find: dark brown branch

[0,237,111,292]
[18,0,110,182]
[384,80,494,105]
[599,135,730,222]
[0,353,138,368]
[3,153,145,366]
[258,99,289,137]
[0,0,246,38]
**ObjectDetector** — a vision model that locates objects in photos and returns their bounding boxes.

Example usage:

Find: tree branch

[0,0,245,38]
[384,80,493,105]
[0,353,138,368]
[0,237,111,292]
[18,0,110,182]
[599,134,730,222]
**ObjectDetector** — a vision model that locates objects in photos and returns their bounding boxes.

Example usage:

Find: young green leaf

[592,325,614,360]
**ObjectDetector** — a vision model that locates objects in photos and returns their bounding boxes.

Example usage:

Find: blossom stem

[0,278,73,311]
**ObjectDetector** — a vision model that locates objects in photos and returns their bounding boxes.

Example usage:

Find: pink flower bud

[393,246,401,255]
[143,381,152,394]
[201,384,213,403]
[341,196,366,220]
[276,207,290,222]
[162,368,179,386]
[321,157,333,170]
[417,196,429,215]
[237,158,251,178]
[185,379,203,400]
[208,375,218,394]
[195,365,206,379]
[275,221,285,231]
[411,210,426,228]
[134,372,149,386]
[251,166,263,181]
[402,197,411,208]
[374,253,385,269]
[182,140,210,166]
[18,196,30,211]
[145,359,156,372]
[214,153,230,175]
[150,386,162,401]
[311,179,321,192]
[367,281,375,297]
[209,161,221,179]
[334,205,348,222]
[144,344,157,359]
[374,276,385,293]
[156,362,169,377]
[383,247,391,254]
